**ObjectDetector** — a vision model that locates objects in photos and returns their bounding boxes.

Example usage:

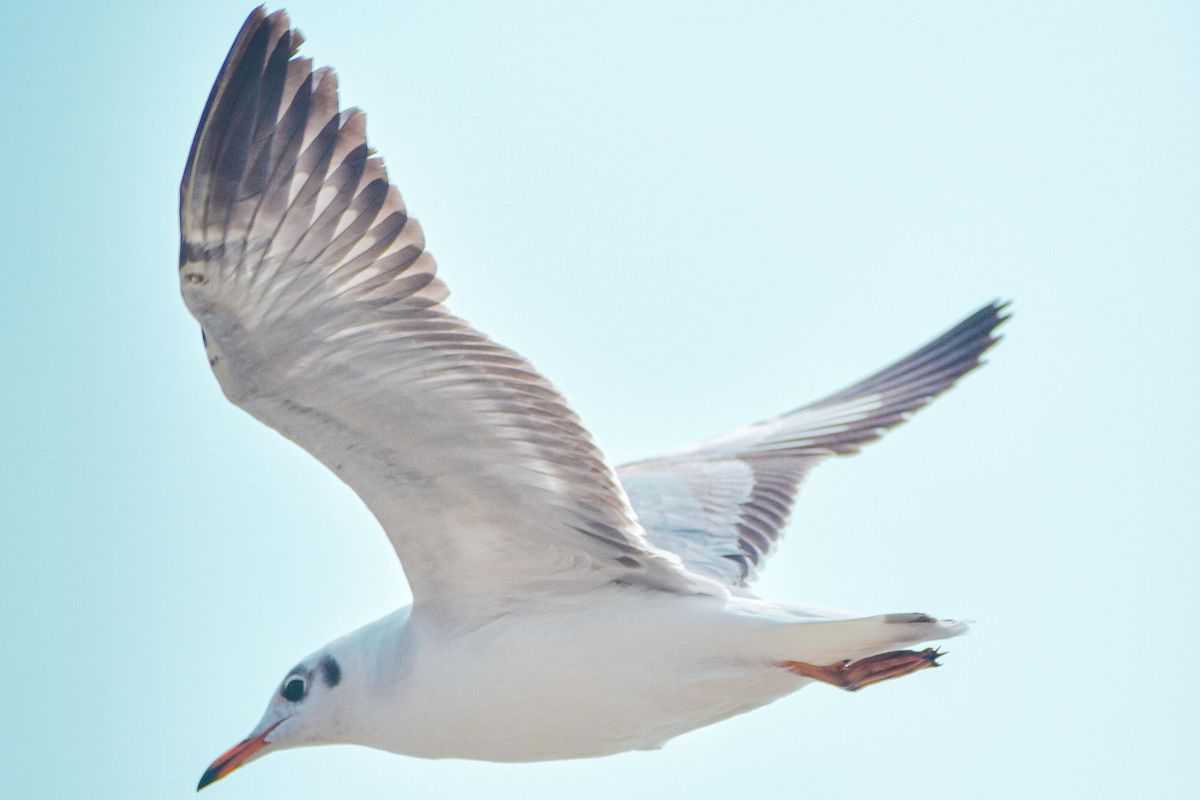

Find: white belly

[374,589,806,761]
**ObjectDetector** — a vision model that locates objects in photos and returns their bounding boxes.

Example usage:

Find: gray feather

[619,302,1008,585]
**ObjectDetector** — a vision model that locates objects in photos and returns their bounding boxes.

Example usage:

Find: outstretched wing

[618,302,1007,586]
[180,8,707,618]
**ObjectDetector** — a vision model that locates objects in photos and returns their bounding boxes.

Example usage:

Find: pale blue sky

[3,1,1198,798]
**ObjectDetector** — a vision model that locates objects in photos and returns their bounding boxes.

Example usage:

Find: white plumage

[185,8,1004,790]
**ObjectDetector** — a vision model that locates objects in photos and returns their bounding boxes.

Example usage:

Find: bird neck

[326,606,414,746]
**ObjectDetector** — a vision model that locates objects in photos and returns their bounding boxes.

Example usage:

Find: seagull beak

[197,720,283,791]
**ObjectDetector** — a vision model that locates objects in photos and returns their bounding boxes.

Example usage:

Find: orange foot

[780,648,943,691]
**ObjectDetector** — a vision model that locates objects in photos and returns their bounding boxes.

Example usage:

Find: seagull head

[197,648,350,790]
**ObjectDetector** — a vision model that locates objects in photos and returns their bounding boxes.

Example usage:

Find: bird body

[185,8,1004,789]
[259,594,965,763]
[360,593,788,762]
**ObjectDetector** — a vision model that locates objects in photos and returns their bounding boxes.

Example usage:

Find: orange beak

[197,720,283,791]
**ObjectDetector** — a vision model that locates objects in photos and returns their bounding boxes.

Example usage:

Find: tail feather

[776,612,970,664]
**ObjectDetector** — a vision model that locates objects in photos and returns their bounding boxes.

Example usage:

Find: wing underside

[619,302,1008,586]
[179,8,706,615]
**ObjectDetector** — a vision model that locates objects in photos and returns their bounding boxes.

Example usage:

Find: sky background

[3,1,1198,798]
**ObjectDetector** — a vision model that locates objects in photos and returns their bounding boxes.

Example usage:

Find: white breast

[368,589,803,762]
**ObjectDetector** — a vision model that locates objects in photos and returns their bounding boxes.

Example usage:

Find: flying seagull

[184,7,1006,790]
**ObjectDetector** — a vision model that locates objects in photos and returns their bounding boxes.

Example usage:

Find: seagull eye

[281,676,307,702]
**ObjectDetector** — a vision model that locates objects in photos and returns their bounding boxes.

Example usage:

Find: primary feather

[620,302,1007,585]
[179,9,708,621]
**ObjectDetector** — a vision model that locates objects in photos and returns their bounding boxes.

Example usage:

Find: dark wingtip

[983,297,1013,345]
[985,297,1015,330]
[978,298,1013,358]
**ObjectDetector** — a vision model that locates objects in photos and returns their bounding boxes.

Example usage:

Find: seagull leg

[780,648,943,691]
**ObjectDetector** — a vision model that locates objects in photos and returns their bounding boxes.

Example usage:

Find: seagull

[185,7,1006,791]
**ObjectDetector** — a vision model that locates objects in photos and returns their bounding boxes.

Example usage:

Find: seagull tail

[768,611,971,665]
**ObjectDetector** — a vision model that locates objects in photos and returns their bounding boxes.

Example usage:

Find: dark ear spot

[319,655,341,688]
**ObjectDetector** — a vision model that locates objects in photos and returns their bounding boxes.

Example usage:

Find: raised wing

[180,8,708,617]
[619,302,1008,586]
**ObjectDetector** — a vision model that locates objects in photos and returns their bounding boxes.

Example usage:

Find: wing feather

[180,8,706,619]
[619,302,1008,586]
